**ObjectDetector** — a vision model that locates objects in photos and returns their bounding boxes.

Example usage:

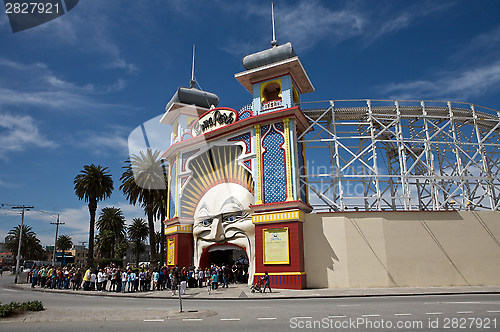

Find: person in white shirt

[90,271,96,291]
[97,269,104,291]
[121,270,128,293]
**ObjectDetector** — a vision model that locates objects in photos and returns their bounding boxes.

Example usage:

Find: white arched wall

[303,211,500,288]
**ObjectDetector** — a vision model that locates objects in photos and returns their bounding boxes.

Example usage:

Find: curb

[6,283,500,300]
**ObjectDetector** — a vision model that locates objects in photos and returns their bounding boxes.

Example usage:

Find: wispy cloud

[42,202,156,245]
[74,126,130,157]
[379,22,500,101]
[218,0,450,56]
[0,58,128,111]
[380,61,500,100]
[452,24,500,64]
[0,179,21,189]
[277,1,364,51]
[0,113,56,154]
[10,1,138,73]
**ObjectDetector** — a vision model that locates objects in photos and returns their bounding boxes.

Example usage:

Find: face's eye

[201,218,213,227]
[222,215,234,222]
[222,212,242,223]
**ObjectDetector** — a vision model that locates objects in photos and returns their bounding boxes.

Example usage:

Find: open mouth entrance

[199,244,250,283]
[208,244,248,266]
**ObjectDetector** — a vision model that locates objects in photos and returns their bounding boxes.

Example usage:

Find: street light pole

[12,205,34,284]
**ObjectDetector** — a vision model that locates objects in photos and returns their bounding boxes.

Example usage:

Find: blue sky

[0,0,499,247]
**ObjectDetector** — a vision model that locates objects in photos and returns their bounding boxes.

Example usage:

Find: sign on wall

[263,227,290,264]
[191,108,238,137]
[167,237,176,266]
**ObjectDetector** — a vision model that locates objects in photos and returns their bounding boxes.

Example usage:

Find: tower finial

[190,44,196,88]
[271,2,278,47]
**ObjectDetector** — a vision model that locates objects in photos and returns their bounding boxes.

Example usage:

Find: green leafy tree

[74,164,114,267]
[5,225,45,262]
[127,218,149,267]
[56,235,73,265]
[114,239,129,260]
[94,230,114,260]
[96,207,125,258]
[120,149,166,267]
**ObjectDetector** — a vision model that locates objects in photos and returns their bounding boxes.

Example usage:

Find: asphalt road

[1,275,499,331]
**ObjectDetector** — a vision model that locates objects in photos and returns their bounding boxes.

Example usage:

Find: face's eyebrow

[197,202,211,218]
[220,196,244,212]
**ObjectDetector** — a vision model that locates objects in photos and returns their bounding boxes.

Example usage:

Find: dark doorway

[208,248,247,267]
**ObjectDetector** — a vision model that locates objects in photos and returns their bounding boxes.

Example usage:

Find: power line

[11,205,34,284]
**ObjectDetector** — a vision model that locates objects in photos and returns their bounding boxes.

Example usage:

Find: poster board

[167,237,176,266]
[263,227,290,264]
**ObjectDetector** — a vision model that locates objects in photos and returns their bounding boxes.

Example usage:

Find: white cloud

[42,202,159,246]
[219,0,450,56]
[0,113,56,154]
[380,60,500,100]
[0,58,128,111]
[277,2,365,51]
[74,126,130,157]
[0,179,21,189]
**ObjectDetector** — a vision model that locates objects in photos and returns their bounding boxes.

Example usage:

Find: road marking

[329,315,346,318]
[394,313,412,316]
[338,305,360,307]
[487,311,500,313]
[457,311,474,314]
[183,318,203,322]
[143,319,164,322]
[258,317,277,320]
[427,312,443,315]
[445,302,480,304]
[221,318,240,321]
[362,314,380,317]
[3,289,17,292]
[292,316,313,319]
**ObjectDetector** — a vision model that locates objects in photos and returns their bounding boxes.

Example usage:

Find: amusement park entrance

[206,245,248,267]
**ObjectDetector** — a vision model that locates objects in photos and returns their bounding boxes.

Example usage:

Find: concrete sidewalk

[8,281,500,300]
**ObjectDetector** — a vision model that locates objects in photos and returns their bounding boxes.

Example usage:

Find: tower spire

[271,2,277,47]
[190,44,196,88]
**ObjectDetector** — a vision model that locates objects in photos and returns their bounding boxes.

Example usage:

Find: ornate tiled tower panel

[235,41,314,289]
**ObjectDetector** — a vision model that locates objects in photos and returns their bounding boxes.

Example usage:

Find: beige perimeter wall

[303,211,500,288]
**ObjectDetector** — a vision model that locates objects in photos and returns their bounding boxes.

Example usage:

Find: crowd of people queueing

[28,263,249,295]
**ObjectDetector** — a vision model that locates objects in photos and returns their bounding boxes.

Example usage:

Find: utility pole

[50,215,64,266]
[12,205,34,284]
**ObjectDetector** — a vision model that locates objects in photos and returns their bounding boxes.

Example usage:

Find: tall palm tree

[154,231,161,260]
[56,235,73,265]
[120,149,165,268]
[127,218,149,267]
[6,224,45,262]
[74,164,114,268]
[94,230,114,260]
[96,207,126,258]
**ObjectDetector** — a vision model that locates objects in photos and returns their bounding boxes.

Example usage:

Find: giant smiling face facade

[192,183,255,283]
[181,145,255,284]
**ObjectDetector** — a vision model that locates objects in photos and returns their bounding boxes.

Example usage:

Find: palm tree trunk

[88,199,97,268]
[146,192,158,268]
[136,240,140,267]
